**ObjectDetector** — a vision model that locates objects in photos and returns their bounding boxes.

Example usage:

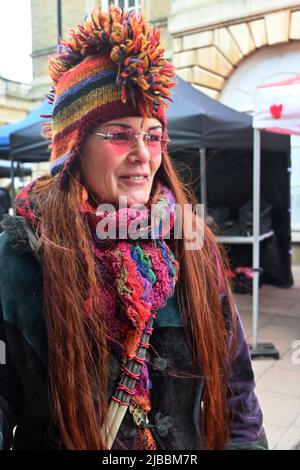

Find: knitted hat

[44,5,176,187]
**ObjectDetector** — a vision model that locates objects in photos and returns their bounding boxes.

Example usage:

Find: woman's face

[80,116,163,207]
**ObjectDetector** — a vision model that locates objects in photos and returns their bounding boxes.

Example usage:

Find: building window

[101,0,140,12]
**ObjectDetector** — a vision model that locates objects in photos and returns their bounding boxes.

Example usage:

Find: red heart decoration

[270,104,283,119]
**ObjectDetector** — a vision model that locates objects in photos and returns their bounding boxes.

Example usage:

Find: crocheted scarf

[15,179,179,449]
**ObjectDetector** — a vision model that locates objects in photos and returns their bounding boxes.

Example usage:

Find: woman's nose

[128,135,151,162]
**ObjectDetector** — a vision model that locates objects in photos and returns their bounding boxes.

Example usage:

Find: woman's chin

[127,196,149,207]
[118,190,150,208]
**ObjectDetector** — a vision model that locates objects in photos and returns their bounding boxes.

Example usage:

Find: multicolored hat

[43,5,176,187]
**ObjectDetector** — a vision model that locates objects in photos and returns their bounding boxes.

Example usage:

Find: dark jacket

[0,216,268,450]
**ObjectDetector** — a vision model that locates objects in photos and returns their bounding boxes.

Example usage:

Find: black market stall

[0,160,32,179]
[8,110,51,200]
[0,99,51,158]
[0,99,51,200]
[0,160,32,226]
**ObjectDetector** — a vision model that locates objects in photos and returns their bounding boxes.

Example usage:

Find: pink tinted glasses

[92,128,169,157]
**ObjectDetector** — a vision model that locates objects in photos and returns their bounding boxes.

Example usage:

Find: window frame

[101,0,140,12]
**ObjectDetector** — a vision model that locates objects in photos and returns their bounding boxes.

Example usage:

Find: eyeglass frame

[90,130,170,154]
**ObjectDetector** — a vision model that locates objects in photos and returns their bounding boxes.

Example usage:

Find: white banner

[253,76,300,136]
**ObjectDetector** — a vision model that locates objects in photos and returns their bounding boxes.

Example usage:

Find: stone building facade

[170,1,300,99]
[30,0,300,105]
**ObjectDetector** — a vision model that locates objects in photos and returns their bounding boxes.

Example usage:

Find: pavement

[234,265,300,450]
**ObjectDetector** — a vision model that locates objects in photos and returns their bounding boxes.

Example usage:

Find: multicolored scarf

[15,179,179,449]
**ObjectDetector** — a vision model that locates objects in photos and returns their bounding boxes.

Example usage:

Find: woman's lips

[119,176,149,185]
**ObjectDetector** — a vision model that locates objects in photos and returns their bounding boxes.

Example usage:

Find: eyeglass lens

[103,128,165,156]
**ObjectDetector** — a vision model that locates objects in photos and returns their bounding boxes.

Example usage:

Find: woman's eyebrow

[102,122,132,128]
[101,123,163,130]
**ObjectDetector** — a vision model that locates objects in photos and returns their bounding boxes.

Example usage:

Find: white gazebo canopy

[253,74,300,136]
[249,74,300,359]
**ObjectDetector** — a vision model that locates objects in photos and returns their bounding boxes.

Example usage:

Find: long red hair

[32,149,236,450]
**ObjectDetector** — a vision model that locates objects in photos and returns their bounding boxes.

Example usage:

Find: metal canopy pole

[10,153,15,215]
[250,129,279,359]
[199,147,207,217]
[57,0,62,42]
[252,128,261,350]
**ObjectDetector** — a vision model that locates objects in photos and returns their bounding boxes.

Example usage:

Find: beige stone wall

[0,103,29,126]
[31,0,90,100]
[60,0,87,35]
[141,1,172,57]
[141,0,169,22]
[169,0,300,34]
[31,0,58,100]
[31,0,57,54]
[171,3,300,99]
[0,78,34,125]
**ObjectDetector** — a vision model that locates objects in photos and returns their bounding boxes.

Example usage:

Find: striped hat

[44,5,176,187]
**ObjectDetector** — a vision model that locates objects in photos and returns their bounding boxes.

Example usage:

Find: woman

[0,5,267,450]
